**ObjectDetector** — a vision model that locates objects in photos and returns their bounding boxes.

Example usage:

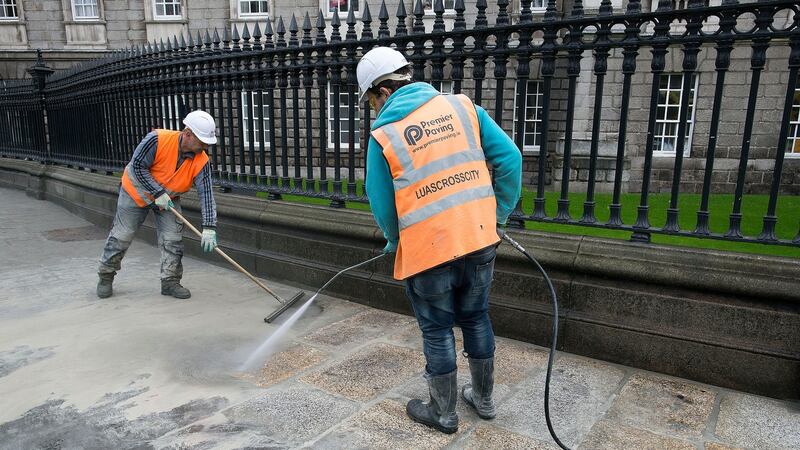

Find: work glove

[201,228,217,253]
[154,193,174,211]
[383,241,397,254]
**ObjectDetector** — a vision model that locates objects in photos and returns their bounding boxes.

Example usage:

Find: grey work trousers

[98,187,184,282]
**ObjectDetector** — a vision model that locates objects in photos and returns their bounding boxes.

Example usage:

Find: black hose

[502,233,570,450]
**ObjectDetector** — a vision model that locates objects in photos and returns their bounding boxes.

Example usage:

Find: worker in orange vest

[96,110,219,300]
[358,47,522,433]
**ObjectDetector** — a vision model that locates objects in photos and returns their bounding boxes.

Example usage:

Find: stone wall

[1,157,798,400]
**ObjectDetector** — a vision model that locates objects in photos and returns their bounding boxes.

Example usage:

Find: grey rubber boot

[406,370,458,434]
[461,357,496,419]
[96,275,113,299]
[161,280,191,299]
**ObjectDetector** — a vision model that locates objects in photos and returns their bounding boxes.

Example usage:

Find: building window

[786,82,800,157]
[154,0,181,19]
[422,0,455,14]
[161,95,186,129]
[654,73,697,156]
[327,83,360,149]
[438,80,454,94]
[0,0,18,19]
[327,0,357,15]
[522,0,546,11]
[240,0,268,16]
[241,92,270,147]
[512,80,544,153]
[72,0,99,19]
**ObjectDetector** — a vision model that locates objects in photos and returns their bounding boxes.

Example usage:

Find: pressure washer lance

[264,252,388,323]
[501,232,570,450]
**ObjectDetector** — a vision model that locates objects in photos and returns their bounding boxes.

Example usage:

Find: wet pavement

[0,186,798,450]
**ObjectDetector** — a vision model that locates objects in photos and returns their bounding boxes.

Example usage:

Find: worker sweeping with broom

[357,47,522,434]
[96,110,219,300]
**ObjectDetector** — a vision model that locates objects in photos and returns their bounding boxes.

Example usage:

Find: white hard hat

[183,110,217,145]
[356,47,412,103]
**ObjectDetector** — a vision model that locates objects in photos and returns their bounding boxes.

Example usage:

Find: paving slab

[302,308,415,348]
[604,372,717,440]
[714,391,800,449]
[579,420,697,450]
[309,399,463,449]
[494,355,626,448]
[300,343,425,401]
[463,423,559,450]
[244,343,328,388]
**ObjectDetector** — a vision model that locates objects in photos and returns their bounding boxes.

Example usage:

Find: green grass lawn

[254,180,799,259]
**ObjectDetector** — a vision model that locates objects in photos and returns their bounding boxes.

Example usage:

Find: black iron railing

[1,0,798,247]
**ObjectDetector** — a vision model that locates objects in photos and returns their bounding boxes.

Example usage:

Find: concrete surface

[0,186,799,450]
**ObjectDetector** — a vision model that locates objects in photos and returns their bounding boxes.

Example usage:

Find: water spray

[240,252,387,371]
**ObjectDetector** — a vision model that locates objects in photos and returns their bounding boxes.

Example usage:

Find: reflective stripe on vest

[121,129,209,207]
[373,93,499,280]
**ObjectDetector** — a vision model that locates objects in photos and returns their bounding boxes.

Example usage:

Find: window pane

[1,1,18,19]
[423,0,455,10]
[241,1,250,13]
[666,106,679,121]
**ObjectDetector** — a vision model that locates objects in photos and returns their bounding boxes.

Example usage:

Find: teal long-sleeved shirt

[365,82,522,251]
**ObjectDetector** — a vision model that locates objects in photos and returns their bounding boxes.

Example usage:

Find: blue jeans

[98,187,184,282]
[405,245,497,376]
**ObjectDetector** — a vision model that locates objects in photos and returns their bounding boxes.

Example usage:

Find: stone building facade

[1,0,798,196]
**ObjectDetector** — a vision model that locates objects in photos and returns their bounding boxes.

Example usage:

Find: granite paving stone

[605,372,717,440]
[303,309,415,347]
[704,442,743,450]
[714,392,800,449]
[387,323,424,350]
[494,355,626,448]
[579,420,697,450]
[219,386,359,446]
[463,423,560,450]
[493,336,550,385]
[309,399,462,449]
[246,343,328,388]
[300,343,425,401]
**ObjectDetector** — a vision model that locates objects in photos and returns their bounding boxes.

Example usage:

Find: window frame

[0,0,19,20]
[653,73,698,158]
[521,0,547,13]
[511,79,544,155]
[153,0,182,20]
[71,0,100,20]
[327,81,360,150]
[160,94,187,130]
[786,81,800,158]
[240,91,271,148]
[324,0,359,18]
[437,80,454,95]
[422,0,456,15]
[238,0,269,18]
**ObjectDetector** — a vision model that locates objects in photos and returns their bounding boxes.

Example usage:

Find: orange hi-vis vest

[372,94,499,280]
[121,129,209,207]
